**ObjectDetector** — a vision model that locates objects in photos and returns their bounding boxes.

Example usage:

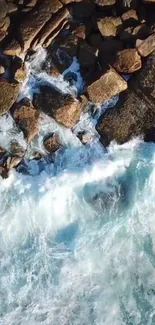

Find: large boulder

[86,67,127,104]
[113,48,142,73]
[18,0,63,52]
[97,51,155,145]
[0,78,20,115]
[97,90,153,145]
[32,8,69,49]
[12,98,40,142]
[33,85,82,128]
[136,34,155,57]
[97,17,122,37]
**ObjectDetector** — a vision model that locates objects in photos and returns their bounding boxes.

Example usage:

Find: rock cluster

[1,0,155,176]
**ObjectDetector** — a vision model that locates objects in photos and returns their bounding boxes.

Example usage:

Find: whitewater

[0,49,155,325]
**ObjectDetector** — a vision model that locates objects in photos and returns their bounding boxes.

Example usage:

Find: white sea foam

[0,48,154,325]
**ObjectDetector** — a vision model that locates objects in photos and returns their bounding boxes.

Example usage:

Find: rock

[97,51,155,145]
[72,2,95,18]
[7,2,18,13]
[0,146,6,159]
[19,0,63,52]
[43,59,60,77]
[136,34,155,57]
[88,32,103,48]
[113,48,142,73]
[72,25,86,40]
[26,0,38,7]
[6,156,22,169]
[0,65,5,74]
[15,64,26,82]
[97,17,122,37]
[0,165,8,178]
[77,131,92,144]
[99,39,124,67]
[43,134,60,153]
[87,67,127,104]
[78,40,98,67]
[12,98,40,142]
[3,39,21,56]
[9,140,25,157]
[94,0,116,5]
[0,0,7,21]
[130,50,155,103]
[121,9,138,25]
[33,85,82,128]
[32,8,69,49]
[0,16,10,32]
[0,78,20,115]
[50,34,79,73]
[79,95,88,110]
[96,89,155,145]
[132,24,150,39]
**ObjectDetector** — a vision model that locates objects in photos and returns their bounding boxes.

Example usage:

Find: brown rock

[0,0,7,21]
[97,51,155,145]
[0,65,5,74]
[12,98,40,142]
[6,156,22,169]
[0,78,20,115]
[19,0,63,52]
[33,85,82,128]
[7,2,18,13]
[15,64,26,82]
[136,34,155,57]
[78,40,98,67]
[72,25,86,40]
[26,0,38,7]
[113,48,142,73]
[130,50,155,104]
[9,140,25,157]
[77,131,92,144]
[0,16,10,32]
[3,39,21,56]
[44,134,60,153]
[96,90,151,145]
[121,9,138,23]
[33,8,69,48]
[94,0,116,5]
[97,17,122,37]
[87,67,127,104]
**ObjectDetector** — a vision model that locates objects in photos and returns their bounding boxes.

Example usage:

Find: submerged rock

[33,85,82,128]
[0,78,20,115]
[43,134,60,153]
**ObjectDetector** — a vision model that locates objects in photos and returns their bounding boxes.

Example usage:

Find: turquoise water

[0,138,155,324]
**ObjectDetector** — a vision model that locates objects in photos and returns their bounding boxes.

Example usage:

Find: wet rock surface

[97,51,155,145]
[0,0,155,175]
[87,67,127,104]
[33,85,82,128]
[0,78,20,115]
[12,98,40,143]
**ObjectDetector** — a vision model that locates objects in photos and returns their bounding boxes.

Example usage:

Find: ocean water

[0,49,155,325]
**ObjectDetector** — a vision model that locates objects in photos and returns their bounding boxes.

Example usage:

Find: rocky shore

[1,0,155,177]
